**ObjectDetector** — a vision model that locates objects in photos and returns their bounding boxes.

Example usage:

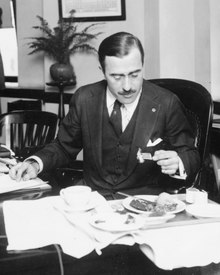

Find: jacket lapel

[86,80,106,173]
[126,81,161,174]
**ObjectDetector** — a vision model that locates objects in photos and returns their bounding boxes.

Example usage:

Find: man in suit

[9,32,200,195]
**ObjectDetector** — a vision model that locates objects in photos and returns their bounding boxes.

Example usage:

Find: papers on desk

[0,157,17,166]
[0,174,51,194]
[0,144,15,158]
[0,157,17,173]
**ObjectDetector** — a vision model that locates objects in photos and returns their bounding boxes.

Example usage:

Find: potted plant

[27,11,102,83]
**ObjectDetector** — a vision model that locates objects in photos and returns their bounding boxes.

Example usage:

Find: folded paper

[0,174,51,193]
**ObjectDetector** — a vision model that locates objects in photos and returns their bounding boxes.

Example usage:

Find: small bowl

[60,186,92,208]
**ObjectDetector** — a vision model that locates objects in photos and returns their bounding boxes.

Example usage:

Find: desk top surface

[1,188,220,274]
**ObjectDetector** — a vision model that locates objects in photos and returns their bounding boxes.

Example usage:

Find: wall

[17,0,44,88]
[210,0,220,101]
[159,0,196,80]
[144,0,211,93]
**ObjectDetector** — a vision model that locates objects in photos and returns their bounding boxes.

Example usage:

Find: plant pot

[50,63,76,82]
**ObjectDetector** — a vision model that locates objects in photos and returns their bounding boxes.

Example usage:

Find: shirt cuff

[170,156,187,180]
[25,156,43,173]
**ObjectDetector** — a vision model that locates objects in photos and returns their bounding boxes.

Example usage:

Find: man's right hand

[9,161,39,182]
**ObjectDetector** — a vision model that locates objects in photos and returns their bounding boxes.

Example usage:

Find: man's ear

[99,65,106,77]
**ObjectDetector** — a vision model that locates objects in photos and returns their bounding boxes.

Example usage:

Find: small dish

[186,203,220,218]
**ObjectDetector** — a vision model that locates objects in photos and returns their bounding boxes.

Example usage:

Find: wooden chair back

[0,110,58,159]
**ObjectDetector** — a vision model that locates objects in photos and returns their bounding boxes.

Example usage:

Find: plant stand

[46,80,76,123]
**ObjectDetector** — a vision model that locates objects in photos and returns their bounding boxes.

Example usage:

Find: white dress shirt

[106,88,142,132]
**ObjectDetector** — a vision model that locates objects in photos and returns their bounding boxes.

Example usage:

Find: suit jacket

[36,79,200,194]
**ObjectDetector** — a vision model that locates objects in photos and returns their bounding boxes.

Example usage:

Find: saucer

[186,203,220,218]
[56,192,99,212]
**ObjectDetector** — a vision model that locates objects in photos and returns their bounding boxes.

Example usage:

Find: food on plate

[129,192,177,214]
[124,214,136,224]
[130,198,156,212]
[94,213,135,226]
[156,192,178,212]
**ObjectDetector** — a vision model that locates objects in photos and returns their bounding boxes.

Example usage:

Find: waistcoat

[102,101,138,185]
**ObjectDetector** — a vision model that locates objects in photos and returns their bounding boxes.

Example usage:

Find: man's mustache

[118,89,136,96]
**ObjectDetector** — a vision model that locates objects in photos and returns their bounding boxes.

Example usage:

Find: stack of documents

[0,174,51,194]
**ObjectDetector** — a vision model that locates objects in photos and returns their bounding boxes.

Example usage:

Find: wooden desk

[0,188,220,275]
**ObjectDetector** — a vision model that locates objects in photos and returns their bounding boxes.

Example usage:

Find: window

[0,0,18,81]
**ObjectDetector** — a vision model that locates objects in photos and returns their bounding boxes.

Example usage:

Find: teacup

[60,186,92,208]
[186,187,208,204]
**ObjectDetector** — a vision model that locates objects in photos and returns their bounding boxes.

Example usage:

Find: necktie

[109,100,122,136]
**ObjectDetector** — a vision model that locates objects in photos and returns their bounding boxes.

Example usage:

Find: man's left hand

[152,150,179,176]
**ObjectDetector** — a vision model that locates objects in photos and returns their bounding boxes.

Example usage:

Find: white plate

[140,213,176,225]
[122,195,186,215]
[186,203,220,218]
[89,213,145,232]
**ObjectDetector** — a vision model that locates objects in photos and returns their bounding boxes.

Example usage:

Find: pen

[6,164,13,169]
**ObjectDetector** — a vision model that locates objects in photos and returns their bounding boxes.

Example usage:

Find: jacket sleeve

[164,93,201,183]
[35,89,83,171]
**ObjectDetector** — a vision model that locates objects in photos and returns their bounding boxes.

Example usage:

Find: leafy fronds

[27,12,103,64]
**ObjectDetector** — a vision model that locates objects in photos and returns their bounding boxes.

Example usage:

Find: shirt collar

[106,88,142,111]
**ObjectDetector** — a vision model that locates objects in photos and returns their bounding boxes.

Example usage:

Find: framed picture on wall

[58,0,126,22]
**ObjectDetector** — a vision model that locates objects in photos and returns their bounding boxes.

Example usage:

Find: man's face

[103,47,144,104]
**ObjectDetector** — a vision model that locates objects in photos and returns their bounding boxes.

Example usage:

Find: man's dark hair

[98,32,144,72]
